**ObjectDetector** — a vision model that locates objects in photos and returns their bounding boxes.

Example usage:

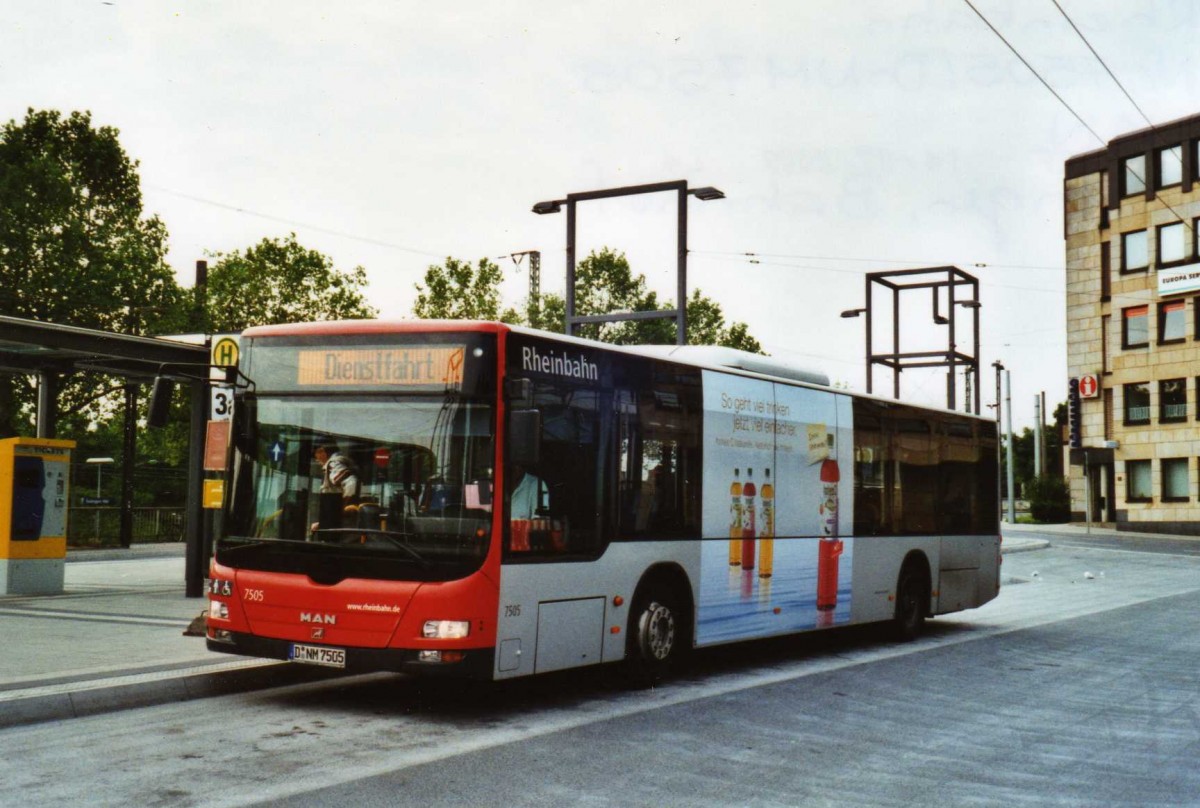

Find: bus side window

[853,411,885,536]
[614,364,701,539]
[506,379,604,558]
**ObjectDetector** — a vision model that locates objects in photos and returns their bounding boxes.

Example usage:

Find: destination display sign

[296,346,465,388]
[242,335,493,395]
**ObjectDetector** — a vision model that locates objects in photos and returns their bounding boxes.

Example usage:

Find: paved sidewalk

[0,529,1091,730]
[1001,519,1200,543]
[0,545,338,730]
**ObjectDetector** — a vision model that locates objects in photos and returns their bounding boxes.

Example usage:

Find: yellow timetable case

[0,437,75,595]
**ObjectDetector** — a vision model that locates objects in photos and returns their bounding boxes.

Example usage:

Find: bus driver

[315,442,360,503]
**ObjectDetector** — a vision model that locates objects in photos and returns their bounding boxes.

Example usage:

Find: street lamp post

[1005,370,1016,523]
[532,180,725,345]
[840,267,981,413]
[992,360,1004,525]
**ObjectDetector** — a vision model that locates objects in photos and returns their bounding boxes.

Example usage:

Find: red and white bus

[205,320,1000,681]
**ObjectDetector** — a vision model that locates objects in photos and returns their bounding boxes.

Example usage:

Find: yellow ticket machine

[0,437,75,595]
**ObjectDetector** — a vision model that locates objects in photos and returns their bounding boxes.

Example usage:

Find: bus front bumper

[207,631,495,679]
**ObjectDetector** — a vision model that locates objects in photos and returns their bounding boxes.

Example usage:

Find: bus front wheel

[624,588,682,687]
[892,565,928,642]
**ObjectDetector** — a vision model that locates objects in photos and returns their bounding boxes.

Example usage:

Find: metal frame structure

[844,266,982,414]
[0,315,211,595]
[532,180,724,346]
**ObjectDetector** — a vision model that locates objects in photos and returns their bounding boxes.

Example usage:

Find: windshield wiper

[311,528,428,566]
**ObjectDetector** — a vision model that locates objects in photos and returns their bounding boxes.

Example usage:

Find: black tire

[892,564,928,642]
[623,585,685,688]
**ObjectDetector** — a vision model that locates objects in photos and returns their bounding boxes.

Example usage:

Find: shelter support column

[119,384,137,549]
[185,379,207,597]
[36,372,57,439]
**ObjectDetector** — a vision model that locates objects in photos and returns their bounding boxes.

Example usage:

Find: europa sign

[1158,262,1200,296]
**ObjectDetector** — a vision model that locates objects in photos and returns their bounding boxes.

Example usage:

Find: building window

[1123,154,1147,196]
[1122,306,1149,348]
[1126,460,1152,502]
[1162,458,1190,502]
[1159,300,1186,343]
[1159,145,1183,188]
[1123,382,1150,425]
[1121,230,1148,272]
[1100,241,1111,300]
[1160,378,1187,422]
[1158,222,1188,267]
[1101,314,1110,372]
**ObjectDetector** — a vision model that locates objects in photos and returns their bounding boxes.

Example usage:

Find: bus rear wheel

[623,588,682,687]
[892,565,928,642]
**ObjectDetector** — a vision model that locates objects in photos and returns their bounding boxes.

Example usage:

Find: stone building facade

[1065,113,1200,534]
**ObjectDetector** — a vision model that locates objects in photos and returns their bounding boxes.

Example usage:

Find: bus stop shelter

[0,315,211,596]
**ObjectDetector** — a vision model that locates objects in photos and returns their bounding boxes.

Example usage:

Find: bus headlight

[209,601,229,620]
[422,620,469,639]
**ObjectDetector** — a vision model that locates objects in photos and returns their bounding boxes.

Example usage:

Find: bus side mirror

[148,376,174,428]
[505,378,533,408]
[509,410,542,466]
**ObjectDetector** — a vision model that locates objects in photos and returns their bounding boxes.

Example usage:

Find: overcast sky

[5,1,1198,427]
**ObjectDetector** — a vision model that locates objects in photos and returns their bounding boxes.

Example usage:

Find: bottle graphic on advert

[817,536,844,612]
[819,434,839,537]
[741,468,756,570]
[758,468,774,578]
[728,468,743,566]
[817,433,843,613]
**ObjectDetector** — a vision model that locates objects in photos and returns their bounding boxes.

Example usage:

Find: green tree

[204,233,377,332]
[411,248,761,352]
[0,108,186,435]
[413,256,520,322]
[1026,475,1070,523]
[1005,402,1066,494]
[541,248,762,351]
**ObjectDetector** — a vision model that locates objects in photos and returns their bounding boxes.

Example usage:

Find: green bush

[1026,475,1071,523]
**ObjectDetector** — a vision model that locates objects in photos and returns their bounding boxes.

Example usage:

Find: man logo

[311,627,325,640]
[300,612,336,625]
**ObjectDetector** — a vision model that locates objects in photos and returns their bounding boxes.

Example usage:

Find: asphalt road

[4,540,1199,808]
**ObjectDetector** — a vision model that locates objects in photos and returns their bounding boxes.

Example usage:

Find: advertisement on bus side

[696,372,854,644]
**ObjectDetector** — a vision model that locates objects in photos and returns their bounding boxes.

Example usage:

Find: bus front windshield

[221,393,495,579]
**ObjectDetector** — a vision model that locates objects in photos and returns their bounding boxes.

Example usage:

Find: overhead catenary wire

[691,249,1066,272]
[963,0,1191,235]
[960,0,1106,144]
[1050,0,1155,130]
[1050,0,1189,199]
[690,252,1064,296]
[145,184,449,259]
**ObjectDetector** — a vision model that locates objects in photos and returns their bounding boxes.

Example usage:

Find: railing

[67,507,186,546]
[1126,405,1151,422]
[1162,403,1188,420]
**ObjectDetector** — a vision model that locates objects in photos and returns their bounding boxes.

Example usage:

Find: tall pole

[865,276,873,395]
[993,360,1003,526]
[676,186,688,346]
[95,464,102,541]
[1005,370,1016,523]
[564,200,577,336]
[1040,390,1047,474]
[947,270,956,411]
[1033,394,1043,478]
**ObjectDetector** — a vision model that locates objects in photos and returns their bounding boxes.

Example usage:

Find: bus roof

[240,319,990,422]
